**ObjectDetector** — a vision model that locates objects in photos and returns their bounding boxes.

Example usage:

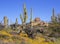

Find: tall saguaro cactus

[30,8,33,28]
[15,18,18,25]
[23,4,28,23]
[20,4,28,29]
[4,16,8,28]
[30,8,32,22]
[51,8,57,23]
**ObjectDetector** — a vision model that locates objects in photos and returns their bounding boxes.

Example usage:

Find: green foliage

[0,34,10,39]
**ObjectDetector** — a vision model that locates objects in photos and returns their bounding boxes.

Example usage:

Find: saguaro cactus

[51,8,57,23]
[30,8,32,22]
[15,18,18,25]
[57,14,60,23]
[4,16,8,28]
[30,8,33,28]
[20,4,28,29]
[23,4,28,23]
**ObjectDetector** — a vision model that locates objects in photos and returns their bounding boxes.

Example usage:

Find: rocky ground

[0,30,56,44]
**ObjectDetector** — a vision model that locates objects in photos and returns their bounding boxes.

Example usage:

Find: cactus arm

[20,14,24,24]
[23,4,28,23]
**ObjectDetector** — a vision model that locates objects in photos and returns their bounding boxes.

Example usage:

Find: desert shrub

[20,38,27,44]
[11,36,20,40]
[0,34,10,39]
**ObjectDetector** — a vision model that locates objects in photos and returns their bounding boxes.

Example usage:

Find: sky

[0,0,60,24]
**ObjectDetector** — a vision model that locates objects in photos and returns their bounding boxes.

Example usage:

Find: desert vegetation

[0,4,60,44]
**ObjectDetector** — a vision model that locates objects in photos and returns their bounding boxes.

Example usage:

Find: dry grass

[0,30,58,44]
